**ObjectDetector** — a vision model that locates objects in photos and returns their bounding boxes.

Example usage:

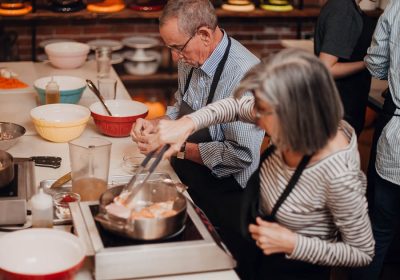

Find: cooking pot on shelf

[95,177,187,240]
[0,150,14,188]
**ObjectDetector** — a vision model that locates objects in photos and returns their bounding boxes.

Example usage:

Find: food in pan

[0,131,14,140]
[106,192,177,220]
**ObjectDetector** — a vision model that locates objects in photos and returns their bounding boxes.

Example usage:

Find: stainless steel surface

[86,79,113,116]
[96,176,187,240]
[50,171,71,189]
[0,122,26,151]
[0,150,14,188]
[0,159,34,225]
[71,199,236,280]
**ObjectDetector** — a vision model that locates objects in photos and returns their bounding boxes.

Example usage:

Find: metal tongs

[123,144,170,207]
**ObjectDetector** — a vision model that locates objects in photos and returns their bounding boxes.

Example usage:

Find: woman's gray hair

[235,48,344,155]
[159,0,218,36]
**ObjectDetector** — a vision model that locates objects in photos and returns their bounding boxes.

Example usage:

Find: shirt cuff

[166,106,179,120]
[198,142,223,172]
[286,234,307,261]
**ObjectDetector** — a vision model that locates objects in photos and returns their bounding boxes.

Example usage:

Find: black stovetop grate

[89,205,203,248]
[0,165,18,198]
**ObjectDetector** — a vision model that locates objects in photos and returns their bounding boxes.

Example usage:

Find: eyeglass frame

[165,33,196,54]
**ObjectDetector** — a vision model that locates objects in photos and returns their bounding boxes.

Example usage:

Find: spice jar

[31,188,53,228]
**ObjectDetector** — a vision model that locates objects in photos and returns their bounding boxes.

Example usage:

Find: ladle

[86,79,113,116]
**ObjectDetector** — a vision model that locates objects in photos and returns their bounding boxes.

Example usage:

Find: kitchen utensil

[0,122,25,151]
[89,99,148,137]
[50,171,72,189]
[86,79,113,116]
[69,137,111,201]
[0,150,14,188]
[34,75,86,104]
[96,46,112,78]
[30,104,90,143]
[0,228,85,280]
[123,144,170,207]
[14,156,62,169]
[95,175,187,240]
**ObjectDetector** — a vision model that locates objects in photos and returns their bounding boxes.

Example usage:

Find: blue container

[34,76,86,105]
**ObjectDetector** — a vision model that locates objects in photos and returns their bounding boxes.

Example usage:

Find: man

[314,0,375,136]
[131,0,264,278]
[351,1,400,279]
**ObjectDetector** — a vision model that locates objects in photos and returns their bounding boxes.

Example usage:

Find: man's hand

[249,217,297,256]
[130,118,158,155]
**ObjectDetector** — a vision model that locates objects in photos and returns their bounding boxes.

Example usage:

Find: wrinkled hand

[249,217,297,255]
[130,118,158,155]
[150,117,196,158]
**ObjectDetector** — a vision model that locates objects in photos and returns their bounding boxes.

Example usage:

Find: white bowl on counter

[45,42,90,69]
[123,50,161,76]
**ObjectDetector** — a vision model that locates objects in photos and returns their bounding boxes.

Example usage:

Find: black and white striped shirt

[365,0,400,186]
[166,31,264,188]
[189,96,375,266]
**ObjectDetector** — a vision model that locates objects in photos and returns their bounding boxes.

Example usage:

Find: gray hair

[235,49,344,155]
[159,0,218,36]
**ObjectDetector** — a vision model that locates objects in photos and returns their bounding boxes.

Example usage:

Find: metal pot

[0,150,14,188]
[95,179,187,240]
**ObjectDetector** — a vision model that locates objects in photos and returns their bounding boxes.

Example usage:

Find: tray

[40,173,172,225]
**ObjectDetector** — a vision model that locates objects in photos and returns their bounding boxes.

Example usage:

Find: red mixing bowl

[90,99,148,137]
[0,228,85,280]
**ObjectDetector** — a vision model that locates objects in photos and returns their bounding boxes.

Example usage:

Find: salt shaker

[31,188,53,228]
[96,46,112,78]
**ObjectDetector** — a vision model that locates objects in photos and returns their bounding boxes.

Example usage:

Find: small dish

[53,191,81,220]
[121,36,160,49]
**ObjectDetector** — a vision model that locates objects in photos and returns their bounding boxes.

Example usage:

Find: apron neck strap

[183,37,232,105]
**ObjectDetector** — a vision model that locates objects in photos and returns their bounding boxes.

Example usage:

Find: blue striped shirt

[166,31,264,188]
[365,0,400,185]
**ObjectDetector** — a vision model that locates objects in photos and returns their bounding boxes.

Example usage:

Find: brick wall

[4,0,321,61]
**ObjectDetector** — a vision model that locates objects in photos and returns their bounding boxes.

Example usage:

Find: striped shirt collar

[200,30,229,78]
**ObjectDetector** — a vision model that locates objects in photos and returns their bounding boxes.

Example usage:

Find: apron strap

[269,153,313,219]
[182,37,232,105]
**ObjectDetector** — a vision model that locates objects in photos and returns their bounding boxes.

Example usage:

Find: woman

[143,49,374,279]
[314,0,376,136]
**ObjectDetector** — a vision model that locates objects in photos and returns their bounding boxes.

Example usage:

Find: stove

[0,159,35,225]
[71,199,236,279]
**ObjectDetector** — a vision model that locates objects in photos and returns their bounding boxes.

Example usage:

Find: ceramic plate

[121,36,160,49]
[87,39,123,51]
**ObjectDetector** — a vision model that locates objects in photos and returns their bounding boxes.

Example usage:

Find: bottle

[45,77,60,104]
[31,188,53,228]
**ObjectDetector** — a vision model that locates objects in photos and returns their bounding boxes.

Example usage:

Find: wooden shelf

[0,7,384,22]
[0,7,322,22]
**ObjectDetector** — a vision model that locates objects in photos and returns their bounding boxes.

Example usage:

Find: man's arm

[319,52,366,79]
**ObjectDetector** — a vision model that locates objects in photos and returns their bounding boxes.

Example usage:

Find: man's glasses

[166,35,194,55]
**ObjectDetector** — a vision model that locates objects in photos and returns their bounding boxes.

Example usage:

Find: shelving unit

[0,4,383,87]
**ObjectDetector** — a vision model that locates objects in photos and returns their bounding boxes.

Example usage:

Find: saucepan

[0,150,14,188]
[95,177,187,240]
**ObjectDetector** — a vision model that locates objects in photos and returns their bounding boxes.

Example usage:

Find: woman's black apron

[335,4,376,136]
[243,145,331,280]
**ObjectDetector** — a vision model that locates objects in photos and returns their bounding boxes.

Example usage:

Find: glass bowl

[53,192,81,220]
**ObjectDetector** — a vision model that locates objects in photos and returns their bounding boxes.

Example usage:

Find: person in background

[130,0,264,278]
[314,0,376,136]
[144,49,375,280]
[351,1,400,279]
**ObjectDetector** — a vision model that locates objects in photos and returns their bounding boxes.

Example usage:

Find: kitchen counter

[0,61,239,280]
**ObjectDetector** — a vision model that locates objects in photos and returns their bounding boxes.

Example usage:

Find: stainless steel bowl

[0,150,14,188]
[95,179,187,240]
[0,122,26,151]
